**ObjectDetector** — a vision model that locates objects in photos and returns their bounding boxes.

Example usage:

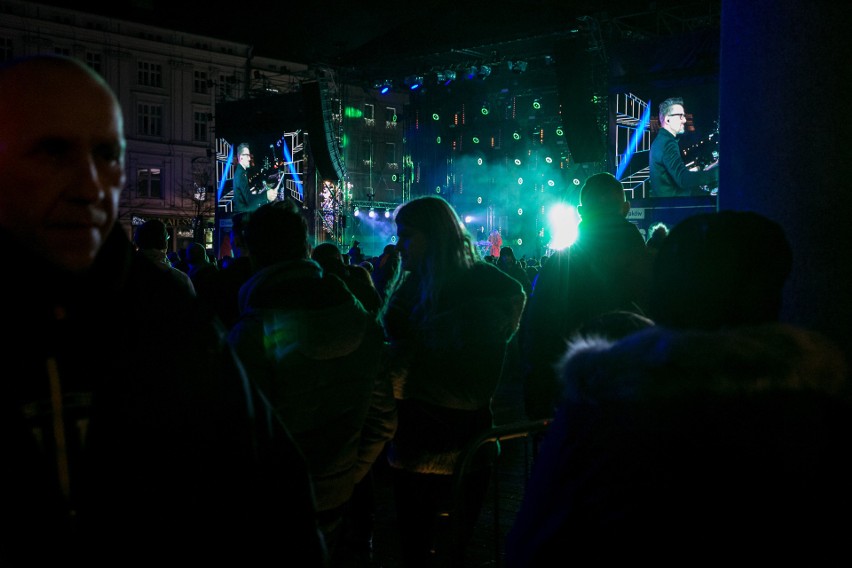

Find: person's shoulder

[469,260,525,292]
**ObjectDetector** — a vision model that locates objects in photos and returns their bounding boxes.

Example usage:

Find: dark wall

[719,0,852,362]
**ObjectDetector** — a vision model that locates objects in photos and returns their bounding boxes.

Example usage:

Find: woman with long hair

[381,195,527,567]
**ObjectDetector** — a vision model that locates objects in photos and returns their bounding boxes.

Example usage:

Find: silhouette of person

[381,195,526,567]
[506,210,852,565]
[228,199,394,562]
[519,172,652,420]
[133,219,195,296]
[0,54,326,567]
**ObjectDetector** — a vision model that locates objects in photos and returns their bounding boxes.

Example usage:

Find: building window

[193,70,208,94]
[364,103,375,127]
[385,107,397,129]
[53,46,71,56]
[138,61,163,88]
[137,102,163,136]
[85,51,102,74]
[1,37,13,62]
[136,168,162,199]
[218,73,235,99]
[193,111,209,142]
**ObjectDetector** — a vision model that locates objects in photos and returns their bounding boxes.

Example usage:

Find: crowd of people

[5,53,851,568]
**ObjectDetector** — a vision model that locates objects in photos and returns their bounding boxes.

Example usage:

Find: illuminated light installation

[217,145,234,200]
[385,209,391,218]
[404,75,424,90]
[354,206,360,217]
[369,208,376,218]
[278,136,303,200]
[615,101,652,181]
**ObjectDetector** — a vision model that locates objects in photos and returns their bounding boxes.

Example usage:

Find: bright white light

[369,208,376,218]
[547,203,580,250]
[464,215,473,223]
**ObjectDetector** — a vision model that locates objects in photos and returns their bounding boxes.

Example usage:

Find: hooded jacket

[228,258,394,511]
[382,261,526,474]
[507,323,851,564]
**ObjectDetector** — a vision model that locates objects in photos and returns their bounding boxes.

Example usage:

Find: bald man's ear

[621,201,631,218]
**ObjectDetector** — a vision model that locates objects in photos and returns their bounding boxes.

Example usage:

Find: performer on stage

[488,228,503,258]
[649,97,719,197]
[231,142,274,214]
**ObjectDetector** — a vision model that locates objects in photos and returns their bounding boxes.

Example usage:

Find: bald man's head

[0,55,126,272]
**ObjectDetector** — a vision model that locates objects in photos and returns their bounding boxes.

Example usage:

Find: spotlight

[384,209,391,218]
[404,75,424,90]
[465,66,478,79]
[478,65,491,79]
[353,206,360,217]
[443,70,456,85]
[508,60,528,73]
[373,79,392,94]
[368,208,376,218]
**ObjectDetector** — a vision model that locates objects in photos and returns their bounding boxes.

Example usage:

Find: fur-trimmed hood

[558,323,848,404]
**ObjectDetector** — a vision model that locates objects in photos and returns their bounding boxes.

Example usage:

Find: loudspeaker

[302,80,346,181]
[215,93,304,143]
[555,41,607,164]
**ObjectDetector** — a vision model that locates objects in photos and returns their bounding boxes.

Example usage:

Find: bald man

[0,55,326,566]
